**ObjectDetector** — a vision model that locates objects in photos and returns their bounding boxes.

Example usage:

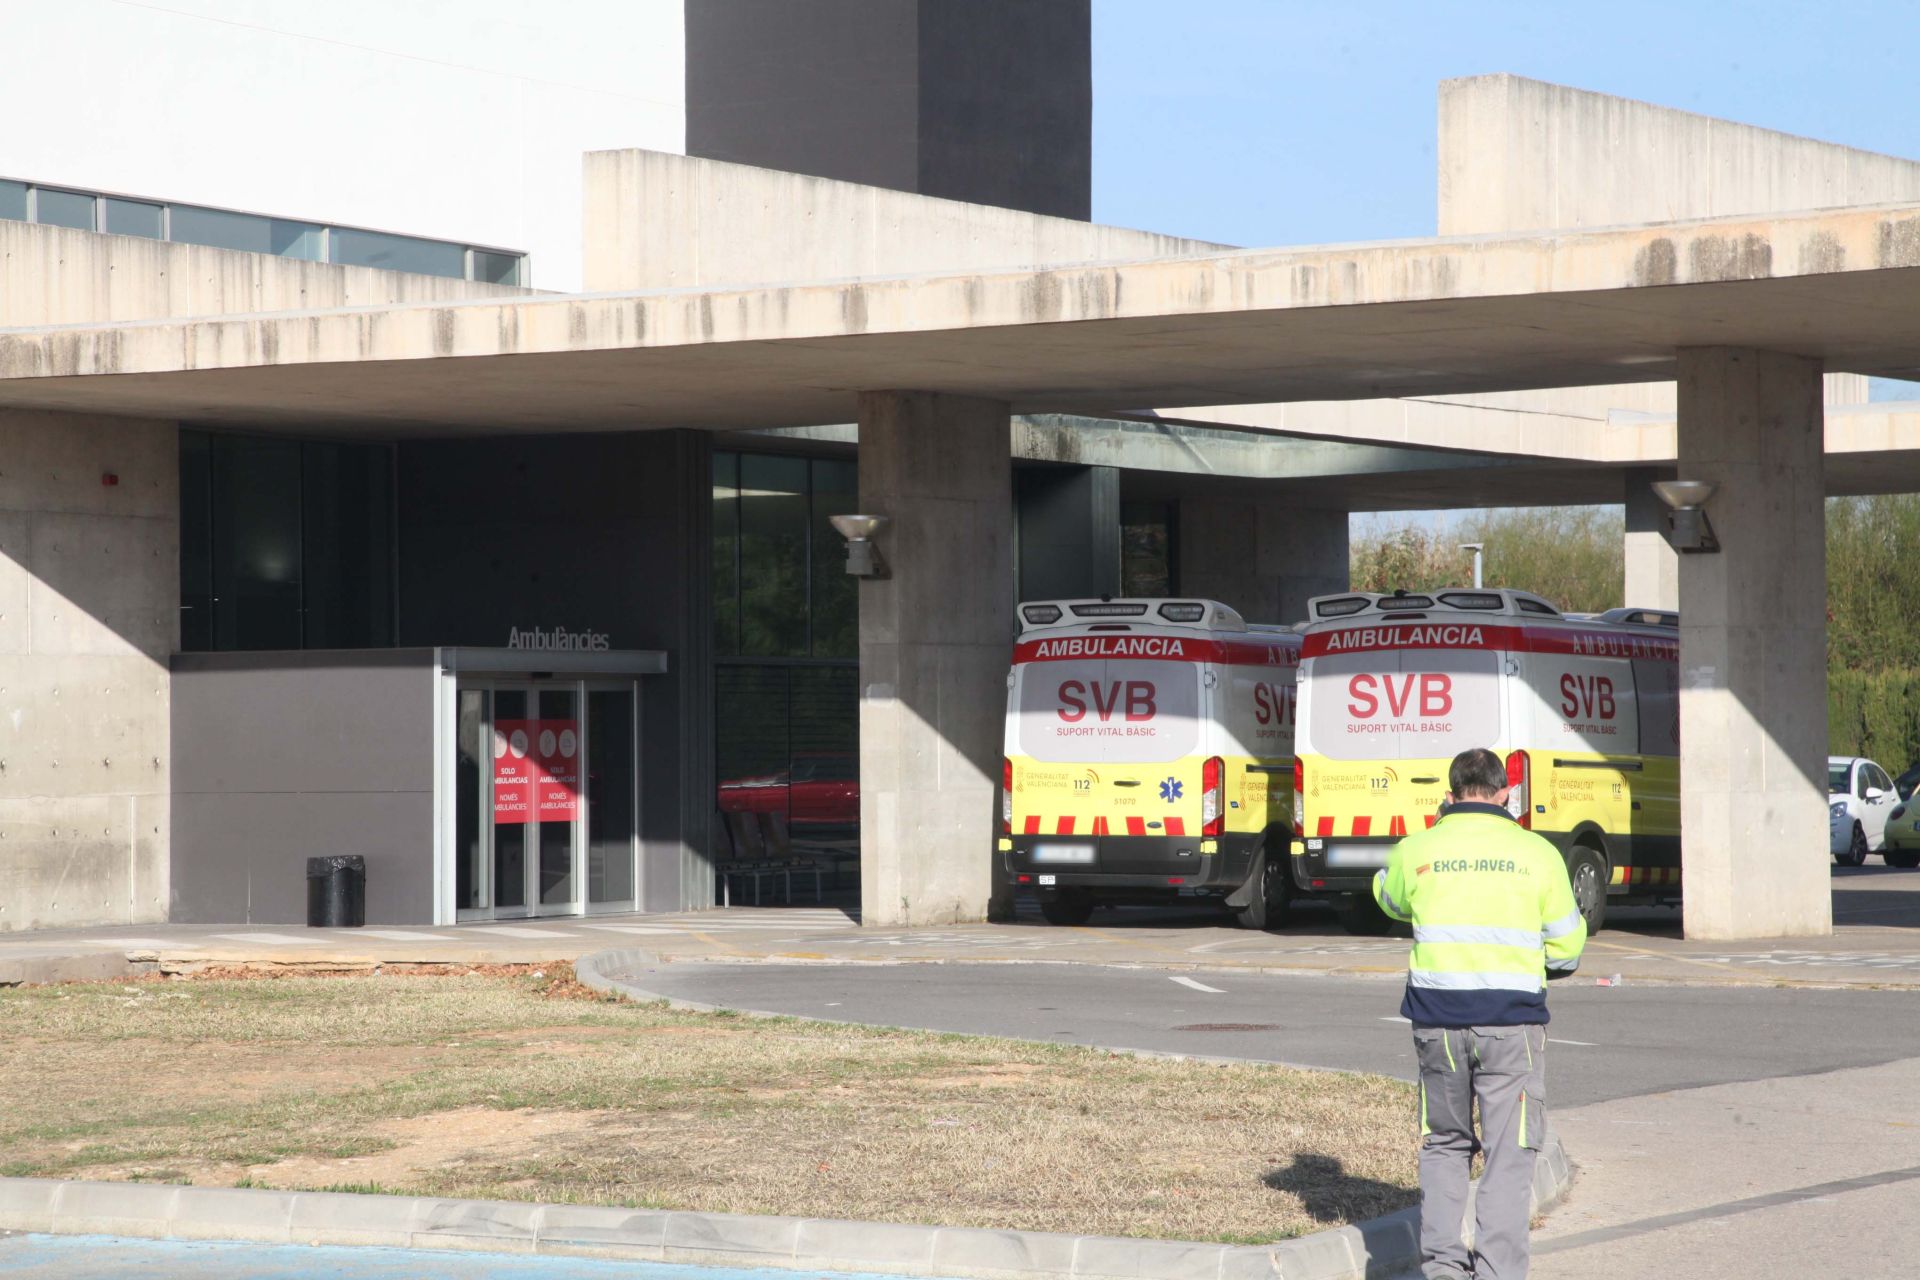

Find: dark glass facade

[712,451,860,882]
[179,430,396,651]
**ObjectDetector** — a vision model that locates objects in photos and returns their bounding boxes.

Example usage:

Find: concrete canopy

[2,204,1920,433]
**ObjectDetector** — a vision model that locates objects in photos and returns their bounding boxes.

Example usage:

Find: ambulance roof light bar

[1017,598,1249,632]
[1306,589,1566,621]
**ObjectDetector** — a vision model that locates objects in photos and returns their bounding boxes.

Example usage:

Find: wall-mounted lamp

[829,513,891,578]
[1652,480,1720,553]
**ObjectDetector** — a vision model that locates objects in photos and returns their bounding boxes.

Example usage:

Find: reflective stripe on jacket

[1372,801,1587,1027]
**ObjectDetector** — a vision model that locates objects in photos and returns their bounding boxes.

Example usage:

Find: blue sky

[1089,0,1920,519]
[1089,0,1920,248]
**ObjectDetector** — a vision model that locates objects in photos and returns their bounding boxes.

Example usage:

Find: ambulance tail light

[1202,756,1224,837]
[1002,757,1013,833]
[1505,749,1531,830]
[1292,756,1305,837]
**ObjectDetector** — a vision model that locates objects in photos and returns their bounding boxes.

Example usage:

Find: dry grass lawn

[0,966,1417,1243]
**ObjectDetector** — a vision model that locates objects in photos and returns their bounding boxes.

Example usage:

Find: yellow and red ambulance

[1000,598,1301,927]
[1291,589,1679,933]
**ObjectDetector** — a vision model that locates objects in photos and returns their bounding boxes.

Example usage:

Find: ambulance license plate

[1324,843,1392,869]
[1032,843,1095,864]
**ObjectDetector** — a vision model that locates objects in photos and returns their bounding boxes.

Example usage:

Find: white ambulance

[999,598,1302,927]
[1291,589,1680,933]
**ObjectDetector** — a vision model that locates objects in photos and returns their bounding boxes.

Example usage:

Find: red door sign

[536,720,581,819]
[493,720,535,824]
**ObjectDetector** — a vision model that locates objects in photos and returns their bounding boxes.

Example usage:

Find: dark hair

[1449,748,1507,799]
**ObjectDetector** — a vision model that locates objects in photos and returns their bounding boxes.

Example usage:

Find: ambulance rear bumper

[1003,834,1252,896]
[1289,835,1394,896]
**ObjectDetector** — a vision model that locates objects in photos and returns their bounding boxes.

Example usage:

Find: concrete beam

[1676,348,1831,941]
[856,392,1013,926]
[6,203,1920,431]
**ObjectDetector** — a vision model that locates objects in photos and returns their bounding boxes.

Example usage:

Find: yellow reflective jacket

[1372,801,1586,1026]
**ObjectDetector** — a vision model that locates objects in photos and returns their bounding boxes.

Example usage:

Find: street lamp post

[1459,542,1485,589]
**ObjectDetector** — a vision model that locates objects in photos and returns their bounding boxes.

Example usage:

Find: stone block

[0,1178,62,1233]
[286,1188,419,1247]
[926,1224,1082,1277]
[407,1196,540,1252]
[1069,1233,1233,1279]
[794,1216,936,1271]
[165,1185,296,1244]
[660,1209,806,1264]
[534,1203,672,1253]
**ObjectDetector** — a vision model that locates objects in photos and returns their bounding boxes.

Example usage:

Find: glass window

[300,441,395,649]
[809,458,857,658]
[0,180,26,222]
[33,187,95,231]
[179,432,214,651]
[737,454,809,658]
[1829,762,1851,794]
[789,666,858,844]
[716,665,793,834]
[181,431,396,652]
[712,453,741,655]
[471,250,522,285]
[587,687,636,904]
[170,204,325,260]
[209,436,303,650]
[102,197,163,239]
[330,226,465,278]
[1121,502,1174,597]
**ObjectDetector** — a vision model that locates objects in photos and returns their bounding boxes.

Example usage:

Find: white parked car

[1830,756,1898,866]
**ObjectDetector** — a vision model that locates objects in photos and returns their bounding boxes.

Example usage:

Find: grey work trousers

[1413,1024,1546,1280]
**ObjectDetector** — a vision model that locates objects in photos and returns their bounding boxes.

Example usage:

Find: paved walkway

[7,866,1920,989]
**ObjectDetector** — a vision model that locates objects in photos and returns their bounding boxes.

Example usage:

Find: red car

[717,752,858,829]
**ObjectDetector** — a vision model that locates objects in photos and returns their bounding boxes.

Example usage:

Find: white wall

[0,0,685,292]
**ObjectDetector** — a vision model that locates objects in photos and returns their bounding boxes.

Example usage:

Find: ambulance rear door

[1009,645,1208,839]
[1303,637,1506,867]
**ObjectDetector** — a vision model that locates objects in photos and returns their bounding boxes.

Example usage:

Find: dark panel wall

[1016,464,1120,601]
[917,0,1090,219]
[397,431,713,912]
[684,0,1091,220]
[685,0,921,196]
[171,651,437,924]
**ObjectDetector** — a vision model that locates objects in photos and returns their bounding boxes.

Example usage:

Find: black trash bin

[306,855,366,928]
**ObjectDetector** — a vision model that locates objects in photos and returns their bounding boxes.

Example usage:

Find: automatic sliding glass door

[453,676,638,920]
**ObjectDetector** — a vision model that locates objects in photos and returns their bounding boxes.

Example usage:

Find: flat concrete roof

[3,203,1920,434]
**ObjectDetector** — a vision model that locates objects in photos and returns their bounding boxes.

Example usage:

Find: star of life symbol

[1160,777,1183,803]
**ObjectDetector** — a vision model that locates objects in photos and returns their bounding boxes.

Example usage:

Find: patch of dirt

[19,1042,430,1105]
[247,1106,617,1188]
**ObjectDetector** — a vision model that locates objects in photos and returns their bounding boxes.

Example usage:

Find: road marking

[353,930,450,941]
[460,926,575,938]
[1170,976,1226,993]
[81,939,173,948]
[1380,1015,1412,1024]
[1548,1038,1597,1046]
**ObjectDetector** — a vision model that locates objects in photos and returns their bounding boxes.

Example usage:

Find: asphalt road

[620,959,1920,1105]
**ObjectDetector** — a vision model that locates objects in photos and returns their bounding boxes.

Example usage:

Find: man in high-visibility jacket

[1373,747,1586,1280]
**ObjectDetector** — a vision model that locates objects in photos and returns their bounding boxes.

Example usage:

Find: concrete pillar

[857,392,1014,926]
[1623,466,1679,611]
[1676,348,1831,940]
[1175,499,1348,623]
